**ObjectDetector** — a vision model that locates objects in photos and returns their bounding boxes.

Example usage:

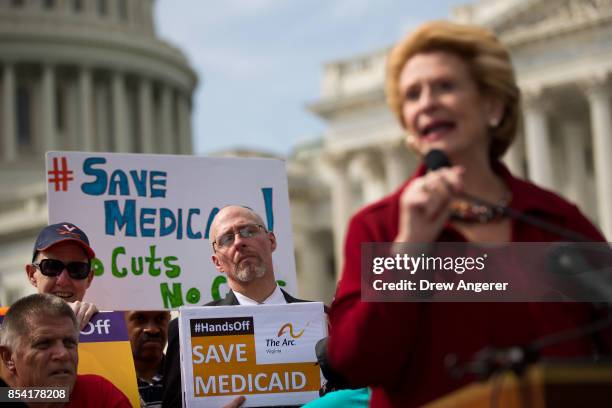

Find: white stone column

[78,67,94,151]
[503,132,525,177]
[584,79,612,239]
[128,0,140,29]
[94,81,110,151]
[2,64,17,161]
[159,84,174,153]
[63,80,78,149]
[41,64,57,152]
[349,151,386,204]
[108,0,118,22]
[111,71,129,152]
[142,0,155,35]
[138,77,154,153]
[177,92,192,154]
[320,154,351,281]
[118,0,129,21]
[321,64,342,98]
[295,230,335,303]
[561,120,589,210]
[381,140,417,193]
[522,91,554,190]
[81,0,93,17]
[381,143,409,193]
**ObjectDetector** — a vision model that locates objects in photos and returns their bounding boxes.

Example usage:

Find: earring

[405,133,418,152]
[489,117,500,127]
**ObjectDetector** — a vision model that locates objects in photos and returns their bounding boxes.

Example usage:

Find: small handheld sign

[179,303,326,407]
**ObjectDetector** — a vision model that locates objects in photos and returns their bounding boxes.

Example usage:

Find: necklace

[450,197,509,223]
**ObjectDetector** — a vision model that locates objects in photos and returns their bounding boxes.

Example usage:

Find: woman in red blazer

[327,21,609,408]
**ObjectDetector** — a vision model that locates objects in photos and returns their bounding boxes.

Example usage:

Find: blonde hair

[386,21,520,159]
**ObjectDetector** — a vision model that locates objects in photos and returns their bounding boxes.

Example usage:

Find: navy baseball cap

[32,222,96,262]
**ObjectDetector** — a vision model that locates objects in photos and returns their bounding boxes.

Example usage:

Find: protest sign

[45,152,297,310]
[78,311,140,407]
[179,303,326,407]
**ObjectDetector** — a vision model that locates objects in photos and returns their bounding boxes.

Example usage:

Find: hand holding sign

[223,396,246,408]
[70,300,99,330]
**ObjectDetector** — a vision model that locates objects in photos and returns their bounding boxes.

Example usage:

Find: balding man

[0,293,130,407]
[162,206,306,407]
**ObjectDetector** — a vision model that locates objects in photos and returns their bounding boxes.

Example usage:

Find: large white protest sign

[46,152,297,310]
[179,303,326,407]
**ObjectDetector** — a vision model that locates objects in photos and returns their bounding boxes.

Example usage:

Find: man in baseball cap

[25,222,98,329]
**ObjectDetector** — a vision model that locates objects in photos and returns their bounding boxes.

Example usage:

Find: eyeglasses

[32,259,91,280]
[213,224,265,250]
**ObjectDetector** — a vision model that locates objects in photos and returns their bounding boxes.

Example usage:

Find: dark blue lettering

[176,208,183,240]
[81,157,107,195]
[204,207,219,239]
[108,170,129,196]
[150,171,167,198]
[186,209,202,239]
[129,170,147,197]
[140,207,156,237]
[262,187,274,231]
[159,208,176,237]
[105,199,136,236]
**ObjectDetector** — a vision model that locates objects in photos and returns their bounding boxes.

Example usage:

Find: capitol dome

[0,0,196,160]
[0,0,197,304]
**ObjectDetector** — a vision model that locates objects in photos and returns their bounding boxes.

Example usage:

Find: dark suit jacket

[162,289,306,407]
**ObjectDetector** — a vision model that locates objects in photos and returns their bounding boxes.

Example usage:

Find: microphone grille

[425,149,451,172]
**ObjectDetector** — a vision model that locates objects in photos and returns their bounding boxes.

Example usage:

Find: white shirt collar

[233,285,287,305]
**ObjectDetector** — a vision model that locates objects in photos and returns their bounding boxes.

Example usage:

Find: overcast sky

[154,0,467,156]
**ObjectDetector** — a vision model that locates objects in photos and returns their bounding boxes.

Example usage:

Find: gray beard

[233,262,266,283]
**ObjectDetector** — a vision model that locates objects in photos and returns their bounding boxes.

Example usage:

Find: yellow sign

[180,303,326,407]
[77,311,140,408]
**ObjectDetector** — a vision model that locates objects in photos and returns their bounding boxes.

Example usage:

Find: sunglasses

[32,259,91,280]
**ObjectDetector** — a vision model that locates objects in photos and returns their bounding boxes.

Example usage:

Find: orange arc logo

[277,323,305,339]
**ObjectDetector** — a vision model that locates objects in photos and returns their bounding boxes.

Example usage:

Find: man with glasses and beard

[162,205,306,408]
[25,222,98,330]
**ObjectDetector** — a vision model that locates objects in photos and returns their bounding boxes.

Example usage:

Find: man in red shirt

[0,293,130,407]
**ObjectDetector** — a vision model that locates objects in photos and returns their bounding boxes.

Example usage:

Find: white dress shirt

[233,285,287,305]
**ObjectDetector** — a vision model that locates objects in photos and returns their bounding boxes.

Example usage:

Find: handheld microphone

[423,149,591,242]
[424,149,452,172]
